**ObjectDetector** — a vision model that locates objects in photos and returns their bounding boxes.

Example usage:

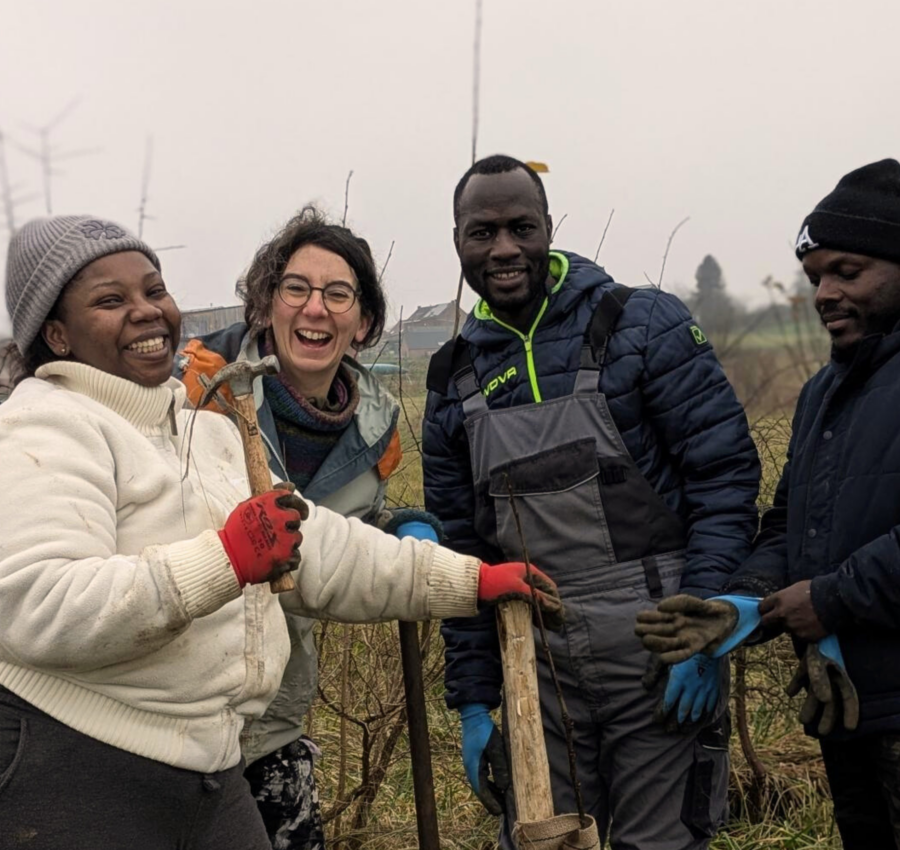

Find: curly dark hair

[237,206,387,350]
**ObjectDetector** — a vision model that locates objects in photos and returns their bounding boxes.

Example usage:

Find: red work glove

[218,483,308,587]
[477,562,564,628]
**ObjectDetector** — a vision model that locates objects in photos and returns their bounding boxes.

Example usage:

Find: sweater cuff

[810,573,851,633]
[165,530,242,619]
[427,548,480,619]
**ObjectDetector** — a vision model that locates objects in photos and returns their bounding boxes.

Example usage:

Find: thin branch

[593,208,615,263]
[452,270,465,338]
[44,97,81,132]
[655,216,690,290]
[378,240,394,284]
[0,131,17,234]
[397,307,422,457]
[342,169,354,227]
[335,625,355,838]
[735,647,768,784]
[366,340,390,369]
[550,213,568,242]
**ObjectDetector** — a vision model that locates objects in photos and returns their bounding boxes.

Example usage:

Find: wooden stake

[497,600,554,824]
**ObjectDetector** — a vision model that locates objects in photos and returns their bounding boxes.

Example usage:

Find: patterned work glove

[635,594,762,664]
[786,635,860,736]
[218,482,308,587]
[477,562,563,630]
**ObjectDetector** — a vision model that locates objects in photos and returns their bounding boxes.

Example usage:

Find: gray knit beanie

[4,215,161,352]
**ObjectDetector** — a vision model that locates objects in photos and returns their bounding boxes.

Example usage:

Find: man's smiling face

[805,249,900,352]
[454,169,553,330]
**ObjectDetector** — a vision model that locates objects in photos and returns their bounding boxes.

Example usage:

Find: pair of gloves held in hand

[635,593,859,736]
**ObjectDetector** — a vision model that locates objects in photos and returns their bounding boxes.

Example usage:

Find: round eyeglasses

[277,277,359,314]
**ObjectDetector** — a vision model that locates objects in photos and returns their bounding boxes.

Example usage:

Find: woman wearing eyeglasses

[175,205,405,850]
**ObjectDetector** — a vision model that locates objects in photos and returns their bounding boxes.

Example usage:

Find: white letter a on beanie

[795,225,820,254]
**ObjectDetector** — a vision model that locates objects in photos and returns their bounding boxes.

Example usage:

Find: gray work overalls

[452,287,729,850]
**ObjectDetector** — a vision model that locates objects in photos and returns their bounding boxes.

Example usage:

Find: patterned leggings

[244,738,326,850]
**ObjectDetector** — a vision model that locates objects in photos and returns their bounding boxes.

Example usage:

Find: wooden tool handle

[232,394,296,594]
[497,600,554,824]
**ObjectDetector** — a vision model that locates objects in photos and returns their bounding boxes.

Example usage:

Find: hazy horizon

[2,0,898,339]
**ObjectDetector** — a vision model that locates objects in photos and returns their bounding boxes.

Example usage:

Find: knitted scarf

[261,331,360,492]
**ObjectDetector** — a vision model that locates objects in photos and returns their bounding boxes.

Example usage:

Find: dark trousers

[821,733,900,850]
[0,686,270,850]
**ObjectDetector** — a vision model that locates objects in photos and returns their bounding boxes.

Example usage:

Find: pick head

[200,354,280,405]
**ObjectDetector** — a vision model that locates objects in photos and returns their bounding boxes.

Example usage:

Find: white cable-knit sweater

[0,362,479,772]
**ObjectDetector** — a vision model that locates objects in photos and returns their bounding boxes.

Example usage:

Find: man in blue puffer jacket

[423,155,760,849]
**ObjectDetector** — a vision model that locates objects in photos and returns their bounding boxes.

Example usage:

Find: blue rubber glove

[817,635,845,668]
[663,655,721,724]
[395,521,439,542]
[459,703,509,815]
[708,595,763,657]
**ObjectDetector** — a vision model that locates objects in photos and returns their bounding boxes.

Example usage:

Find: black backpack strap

[426,336,486,417]
[574,285,637,393]
[427,337,461,394]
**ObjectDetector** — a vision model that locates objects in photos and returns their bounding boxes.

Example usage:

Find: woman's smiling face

[269,244,371,398]
[42,251,181,387]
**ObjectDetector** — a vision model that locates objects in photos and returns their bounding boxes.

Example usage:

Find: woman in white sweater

[0,215,559,849]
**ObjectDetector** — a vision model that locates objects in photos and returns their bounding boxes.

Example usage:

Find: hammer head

[200,355,280,407]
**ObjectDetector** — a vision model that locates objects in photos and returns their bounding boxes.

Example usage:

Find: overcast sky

[2,0,899,339]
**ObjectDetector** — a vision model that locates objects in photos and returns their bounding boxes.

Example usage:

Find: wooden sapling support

[497,600,555,825]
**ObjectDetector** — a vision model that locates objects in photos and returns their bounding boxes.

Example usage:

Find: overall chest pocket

[485,438,616,572]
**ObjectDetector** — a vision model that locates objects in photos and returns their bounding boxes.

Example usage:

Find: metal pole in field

[399,621,441,850]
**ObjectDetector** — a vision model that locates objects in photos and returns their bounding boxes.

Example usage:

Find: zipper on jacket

[488,298,549,403]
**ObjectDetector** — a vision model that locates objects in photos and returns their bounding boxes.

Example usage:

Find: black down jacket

[727,328,900,737]
[423,251,761,710]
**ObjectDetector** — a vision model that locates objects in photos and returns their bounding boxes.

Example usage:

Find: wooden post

[497,600,554,824]
[231,393,295,594]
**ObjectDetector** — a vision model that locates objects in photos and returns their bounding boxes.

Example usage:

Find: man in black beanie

[650,159,900,848]
[793,159,900,359]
